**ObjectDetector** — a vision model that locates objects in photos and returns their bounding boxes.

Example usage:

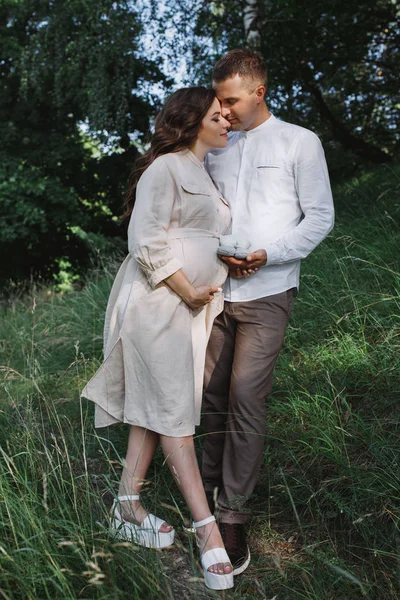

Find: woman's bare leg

[118,425,173,532]
[160,434,232,574]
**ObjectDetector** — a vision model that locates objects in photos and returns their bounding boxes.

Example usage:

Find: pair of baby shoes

[217,235,251,260]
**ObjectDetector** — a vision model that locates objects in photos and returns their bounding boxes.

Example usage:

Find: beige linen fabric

[81,149,230,436]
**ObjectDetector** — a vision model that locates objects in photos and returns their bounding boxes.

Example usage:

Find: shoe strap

[201,547,231,570]
[117,494,140,502]
[142,513,168,531]
[193,515,216,529]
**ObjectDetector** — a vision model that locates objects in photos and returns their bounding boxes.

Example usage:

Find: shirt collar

[242,113,276,137]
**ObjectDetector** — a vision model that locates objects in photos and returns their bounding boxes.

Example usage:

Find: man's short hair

[213,49,267,87]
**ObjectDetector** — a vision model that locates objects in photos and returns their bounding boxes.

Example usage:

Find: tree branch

[301,73,391,164]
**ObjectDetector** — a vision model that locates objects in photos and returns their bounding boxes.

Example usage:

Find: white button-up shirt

[205,114,335,302]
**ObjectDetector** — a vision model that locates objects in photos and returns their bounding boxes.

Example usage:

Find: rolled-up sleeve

[265,131,334,265]
[128,158,182,288]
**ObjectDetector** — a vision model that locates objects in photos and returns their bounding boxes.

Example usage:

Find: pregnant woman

[81,87,233,590]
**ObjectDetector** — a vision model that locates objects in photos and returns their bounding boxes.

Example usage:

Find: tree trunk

[304,79,391,164]
[243,0,261,48]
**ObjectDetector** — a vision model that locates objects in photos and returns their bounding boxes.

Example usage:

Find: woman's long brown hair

[122,87,216,221]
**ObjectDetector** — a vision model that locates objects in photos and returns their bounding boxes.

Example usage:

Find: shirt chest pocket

[256,165,287,180]
[181,183,215,222]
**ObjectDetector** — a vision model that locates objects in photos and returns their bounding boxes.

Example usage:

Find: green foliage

[158,0,399,173]
[0,0,169,283]
[2,0,398,283]
[0,166,399,598]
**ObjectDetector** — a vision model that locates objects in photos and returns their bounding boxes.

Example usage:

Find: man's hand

[221,249,267,278]
[228,267,247,279]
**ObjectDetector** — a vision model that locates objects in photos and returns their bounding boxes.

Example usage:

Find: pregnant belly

[170,236,228,288]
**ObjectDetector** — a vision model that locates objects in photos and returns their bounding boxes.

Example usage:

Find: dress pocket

[181,183,211,196]
[181,183,215,222]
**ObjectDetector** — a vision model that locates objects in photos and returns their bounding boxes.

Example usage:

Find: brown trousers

[202,289,295,524]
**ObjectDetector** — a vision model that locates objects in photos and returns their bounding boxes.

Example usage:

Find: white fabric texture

[205,114,335,302]
[81,150,230,436]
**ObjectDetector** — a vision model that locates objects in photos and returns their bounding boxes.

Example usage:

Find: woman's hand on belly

[184,285,222,310]
[164,268,221,310]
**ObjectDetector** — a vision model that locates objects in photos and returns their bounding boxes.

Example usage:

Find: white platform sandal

[110,494,175,549]
[193,515,234,590]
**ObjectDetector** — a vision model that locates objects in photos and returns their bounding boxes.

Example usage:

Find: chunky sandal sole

[204,569,234,590]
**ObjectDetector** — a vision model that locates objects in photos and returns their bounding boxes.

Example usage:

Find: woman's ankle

[196,521,223,547]
[118,499,144,523]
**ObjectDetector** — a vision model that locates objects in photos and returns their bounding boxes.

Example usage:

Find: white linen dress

[81,149,231,436]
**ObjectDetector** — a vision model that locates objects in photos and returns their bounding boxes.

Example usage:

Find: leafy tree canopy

[151,0,399,173]
[1,0,399,285]
[0,0,169,283]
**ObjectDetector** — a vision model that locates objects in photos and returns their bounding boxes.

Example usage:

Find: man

[202,49,334,575]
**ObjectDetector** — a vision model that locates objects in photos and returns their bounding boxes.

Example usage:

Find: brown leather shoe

[220,522,251,576]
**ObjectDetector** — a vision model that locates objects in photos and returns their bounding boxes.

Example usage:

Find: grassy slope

[0,164,399,599]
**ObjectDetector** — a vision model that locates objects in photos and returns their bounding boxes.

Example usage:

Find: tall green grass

[1,164,399,599]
